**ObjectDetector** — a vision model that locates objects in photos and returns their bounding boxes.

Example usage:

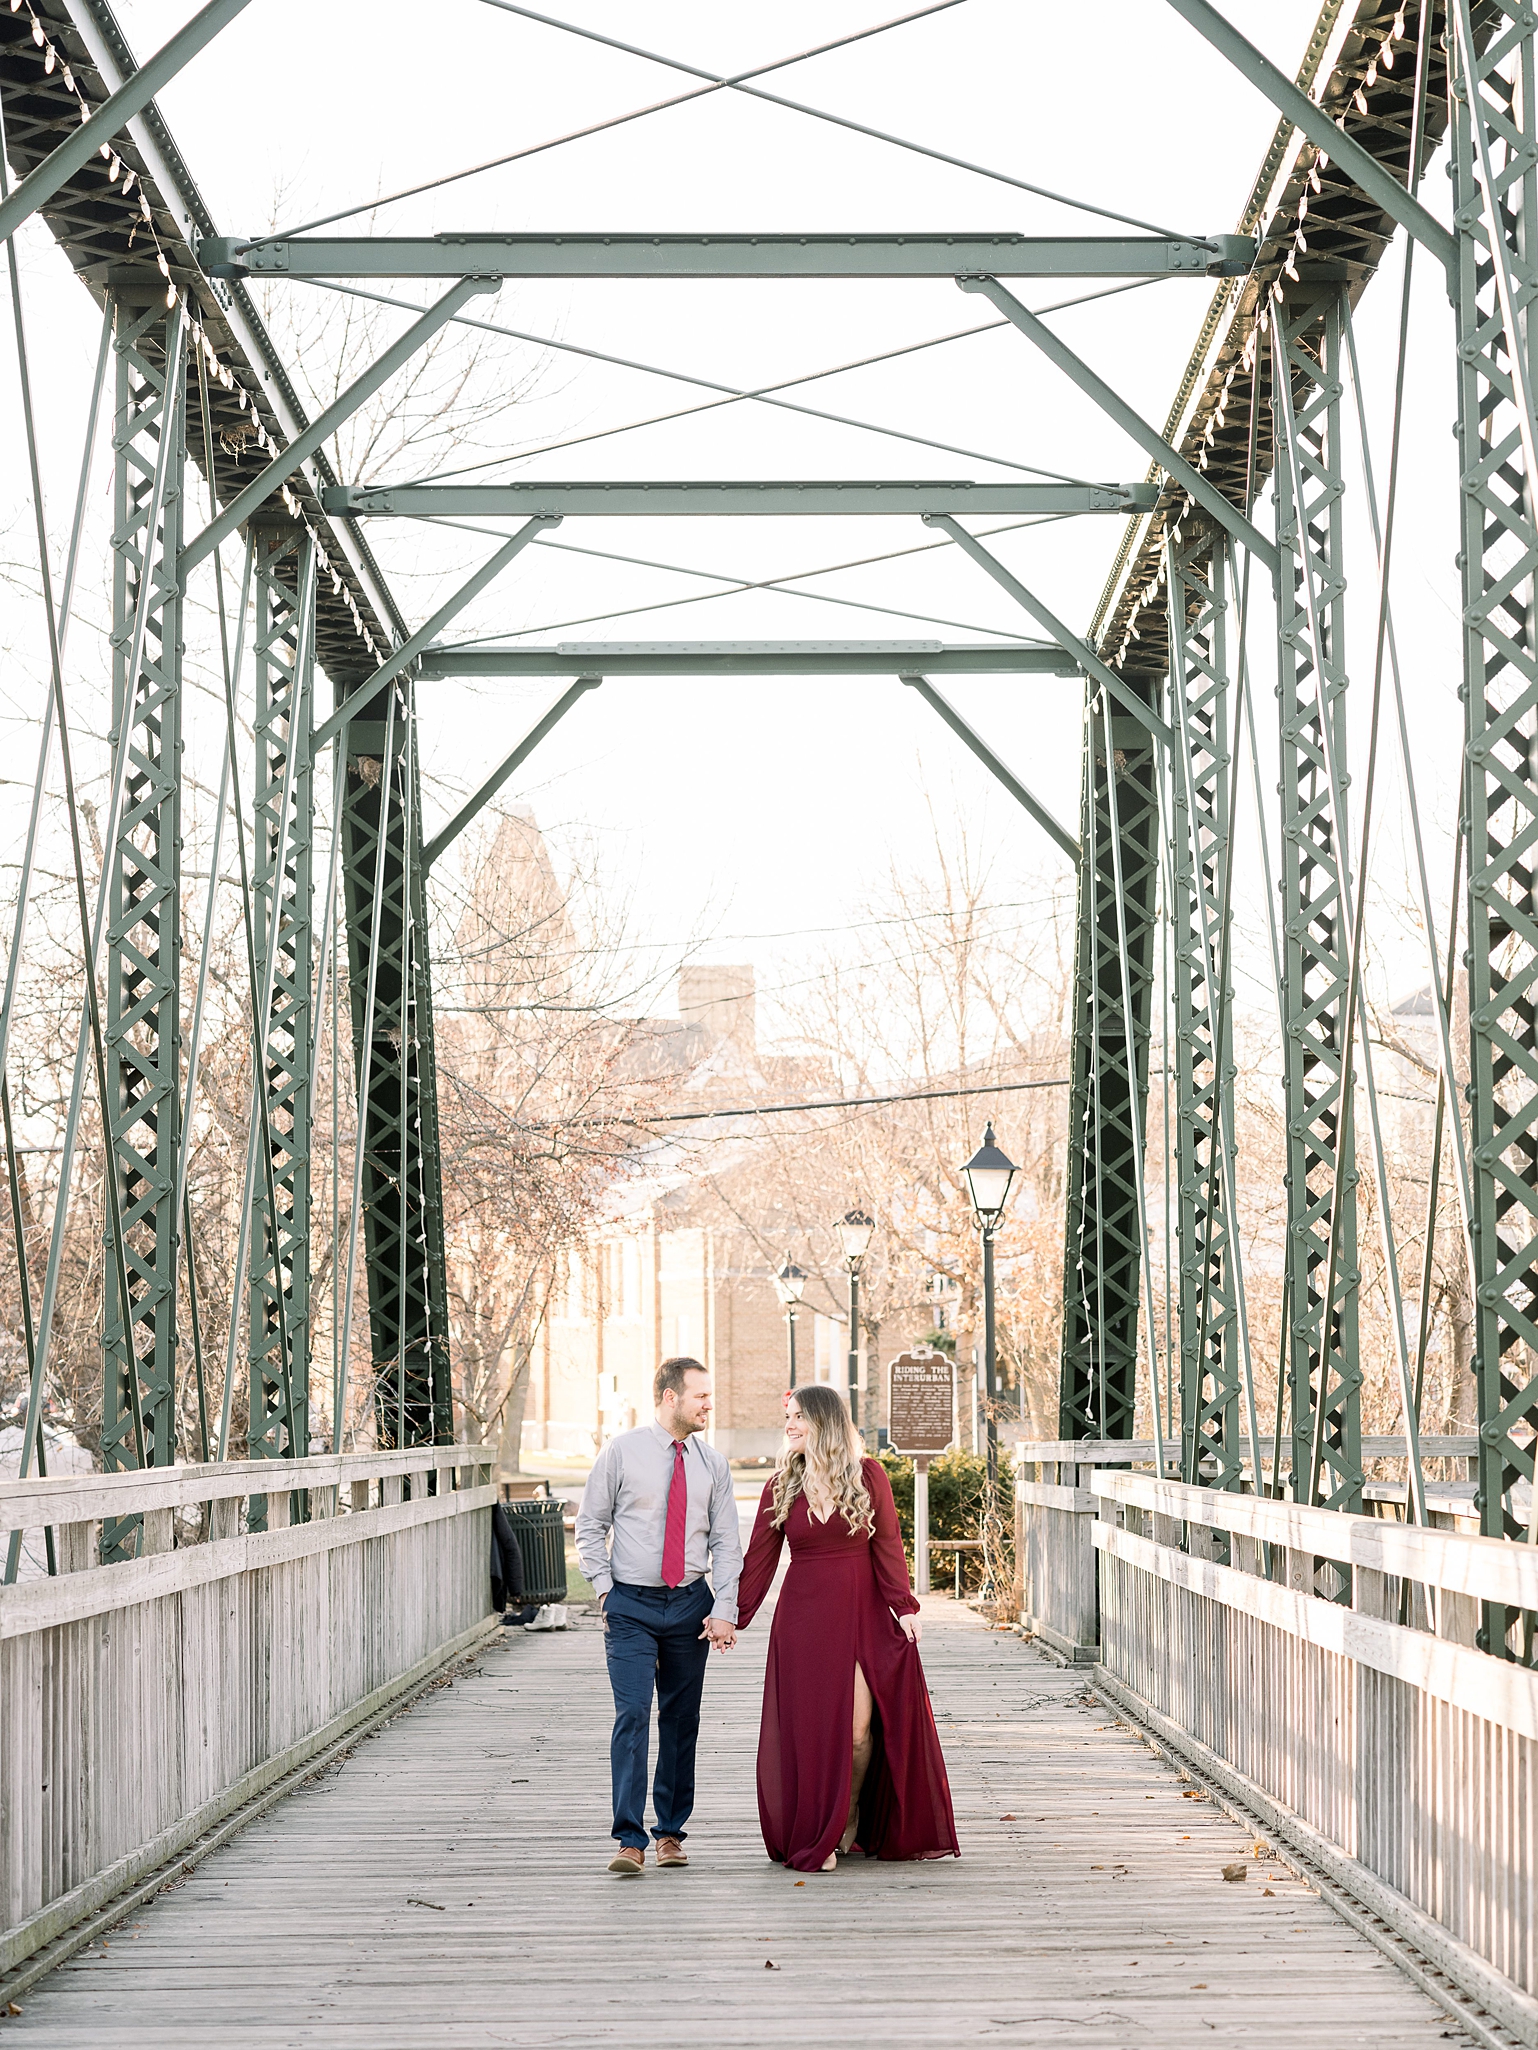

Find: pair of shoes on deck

[607,1838,688,1875]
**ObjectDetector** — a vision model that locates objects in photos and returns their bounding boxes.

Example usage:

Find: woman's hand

[899,1613,922,1646]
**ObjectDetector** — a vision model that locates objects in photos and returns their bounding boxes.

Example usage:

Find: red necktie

[662,1440,687,1587]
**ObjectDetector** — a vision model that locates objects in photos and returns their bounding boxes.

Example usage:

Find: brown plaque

[887,1351,955,1455]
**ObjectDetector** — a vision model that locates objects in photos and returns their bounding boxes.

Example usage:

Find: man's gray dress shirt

[575,1422,743,1622]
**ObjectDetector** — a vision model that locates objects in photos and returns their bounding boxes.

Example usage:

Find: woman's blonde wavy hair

[770,1383,873,1536]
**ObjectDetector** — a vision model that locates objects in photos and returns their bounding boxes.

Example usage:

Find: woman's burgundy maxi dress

[736,1457,960,1872]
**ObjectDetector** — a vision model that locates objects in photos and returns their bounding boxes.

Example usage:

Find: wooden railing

[0,1447,497,1981]
[1013,1438,1478,1662]
[1091,1471,1538,2047]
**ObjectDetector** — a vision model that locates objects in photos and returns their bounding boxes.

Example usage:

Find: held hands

[899,1613,922,1647]
[701,1615,737,1653]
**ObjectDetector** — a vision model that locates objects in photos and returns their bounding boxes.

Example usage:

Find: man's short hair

[655,1356,707,1406]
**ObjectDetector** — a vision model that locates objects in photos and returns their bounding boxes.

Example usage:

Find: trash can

[505,1496,569,1605]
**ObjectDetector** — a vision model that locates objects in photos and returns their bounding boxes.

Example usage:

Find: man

[575,1357,742,1876]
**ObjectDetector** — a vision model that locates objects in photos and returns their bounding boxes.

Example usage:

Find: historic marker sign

[887,1350,955,1455]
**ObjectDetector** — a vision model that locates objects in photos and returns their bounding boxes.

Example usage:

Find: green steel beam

[311,514,560,753]
[246,529,315,1469]
[900,673,1079,862]
[339,691,452,1449]
[0,0,252,246]
[417,640,1078,678]
[1450,3,1538,1648]
[925,514,1174,746]
[1163,0,1456,276]
[323,481,1158,520]
[958,274,1278,573]
[101,297,185,1515]
[180,277,500,578]
[421,678,602,870]
[200,231,1257,282]
[1273,291,1361,1529]
[1166,526,1242,1493]
[1058,705,1162,1439]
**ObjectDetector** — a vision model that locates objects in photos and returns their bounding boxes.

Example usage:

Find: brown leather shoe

[607,1845,645,1876]
[655,1837,688,1867]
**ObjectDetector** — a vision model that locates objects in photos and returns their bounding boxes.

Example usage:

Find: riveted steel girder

[1166,525,1242,1492]
[325,482,1158,520]
[416,641,1078,677]
[1059,705,1162,1439]
[200,231,1257,281]
[340,693,451,1449]
[1451,2,1538,1649]
[1272,290,1362,1524]
[101,298,184,1503]
[247,529,314,1466]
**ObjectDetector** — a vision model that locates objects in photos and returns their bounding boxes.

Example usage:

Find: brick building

[522,963,939,1461]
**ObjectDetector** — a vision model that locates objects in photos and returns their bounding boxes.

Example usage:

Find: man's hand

[899,1613,922,1646]
[701,1616,736,1652]
[596,1591,608,1634]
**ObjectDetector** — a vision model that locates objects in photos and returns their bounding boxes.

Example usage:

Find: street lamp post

[835,1209,874,1428]
[772,1255,806,1390]
[961,1123,1018,1500]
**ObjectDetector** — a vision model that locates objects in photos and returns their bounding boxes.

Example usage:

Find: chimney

[678,965,756,1054]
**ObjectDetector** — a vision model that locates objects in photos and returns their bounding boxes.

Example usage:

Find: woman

[735,1384,959,1872]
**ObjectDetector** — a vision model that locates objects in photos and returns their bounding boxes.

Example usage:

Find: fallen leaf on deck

[407,1898,446,1911]
[1262,1888,1275,1897]
[794,1880,805,1887]
[999,1813,1016,1820]
[1221,1863,1248,1883]
[764,1960,779,1970]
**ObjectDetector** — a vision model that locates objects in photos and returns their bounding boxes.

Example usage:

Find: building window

[813,1314,844,1385]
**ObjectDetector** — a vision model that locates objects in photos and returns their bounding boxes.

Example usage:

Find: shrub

[878,1446,1013,1596]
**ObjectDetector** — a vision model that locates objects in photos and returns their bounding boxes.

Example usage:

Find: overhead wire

[419,514,1077,654]
[473,1,1196,240]
[268,1,971,239]
[296,274,1176,490]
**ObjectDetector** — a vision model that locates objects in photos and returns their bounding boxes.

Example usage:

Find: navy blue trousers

[603,1579,713,1847]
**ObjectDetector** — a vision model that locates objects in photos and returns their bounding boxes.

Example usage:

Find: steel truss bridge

[0,1,1537,2038]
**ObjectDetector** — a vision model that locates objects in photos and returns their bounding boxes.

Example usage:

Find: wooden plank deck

[0,1596,1472,2046]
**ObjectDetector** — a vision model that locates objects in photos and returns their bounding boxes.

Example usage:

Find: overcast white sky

[0,1,1466,1052]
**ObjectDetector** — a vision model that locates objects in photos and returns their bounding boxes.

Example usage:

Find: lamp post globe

[772,1256,806,1391]
[962,1123,1017,1234]
[836,1208,875,1271]
[834,1209,874,1429]
[961,1123,1016,1512]
[772,1257,806,1308]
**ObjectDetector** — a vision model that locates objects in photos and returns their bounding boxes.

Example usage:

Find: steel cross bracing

[339,690,452,1452]
[1078,5,1452,1483]
[247,529,315,1468]
[100,296,185,1520]
[1059,703,1161,1440]
[1165,526,1242,1492]
[1450,1,1538,1646]
[1271,290,1363,1527]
